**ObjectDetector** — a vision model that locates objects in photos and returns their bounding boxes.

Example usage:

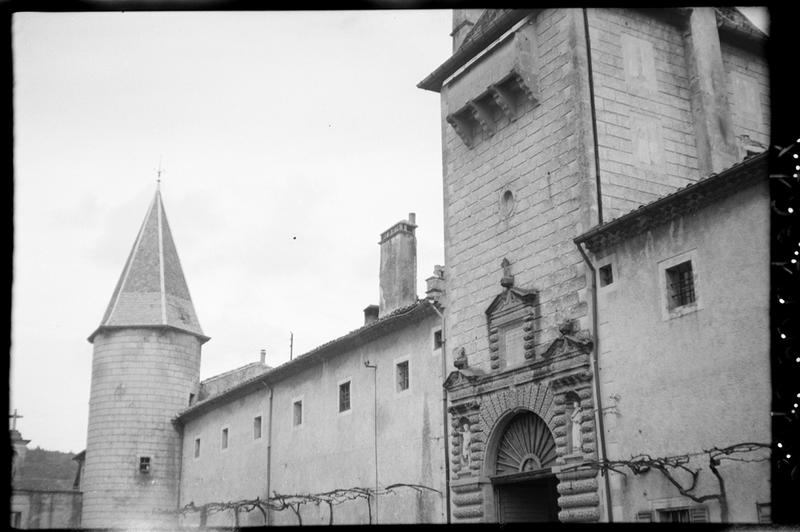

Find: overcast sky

[12,10,452,453]
[11,8,768,454]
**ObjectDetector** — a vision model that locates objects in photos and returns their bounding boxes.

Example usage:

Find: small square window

[339,382,351,412]
[194,438,200,458]
[599,264,613,286]
[221,428,228,449]
[253,416,262,439]
[139,456,151,474]
[293,400,303,426]
[666,260,695,309]
[433,329,443,350]
[396,361,409,392]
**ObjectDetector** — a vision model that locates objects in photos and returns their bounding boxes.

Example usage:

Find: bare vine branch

[175,483,441,527]
[558,442,770,523]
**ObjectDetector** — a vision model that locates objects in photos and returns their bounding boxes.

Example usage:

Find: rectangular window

[194,438,201,458]
[757,503,771,524]
[658,507,707,523]
[599,264,613,286]
[433,329,443,350]
[666,260,695,309]
[221,428,228,449]
[659,509,690,523]
[396,360,409,392]
[253,416,262,439]
[189,393,195,405]
[339,381,351,412]
[293,400,303,426]
[11,512,21,528]
[139,456,151,474]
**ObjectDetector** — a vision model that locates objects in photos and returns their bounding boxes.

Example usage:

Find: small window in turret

[139,456,151,474]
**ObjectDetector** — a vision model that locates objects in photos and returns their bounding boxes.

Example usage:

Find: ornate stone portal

[444,272,601,523]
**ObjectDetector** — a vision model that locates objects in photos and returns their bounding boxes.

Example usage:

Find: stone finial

[500,258,514,288]
[453,347,469,369]
[558,319,577,336]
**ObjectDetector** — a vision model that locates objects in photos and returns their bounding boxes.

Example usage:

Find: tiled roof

[715,7,767,40]
[88,189,207,342]
[458,9,512,51]
[174,299,439,422]
[574,152,768,252]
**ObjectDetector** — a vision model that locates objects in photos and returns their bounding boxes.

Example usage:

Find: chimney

[364,305,379,325]
[260,349,266,365]
[425,264,446,306]
[452,9,484,52]
[378,213,418,317]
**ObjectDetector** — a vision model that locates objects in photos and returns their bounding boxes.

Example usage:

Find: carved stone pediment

[485,287,537,321]
[443,370,486,391]
[542,332,594,359]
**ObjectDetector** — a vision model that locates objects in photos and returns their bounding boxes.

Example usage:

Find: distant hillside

[15,447,79,491]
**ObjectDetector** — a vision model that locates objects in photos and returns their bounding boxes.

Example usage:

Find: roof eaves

[574,152,768,253]
[418,9,535,93]
[174,300,439,423]
[87,323,211,344]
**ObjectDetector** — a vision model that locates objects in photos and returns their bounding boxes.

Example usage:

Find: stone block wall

[82,328,201,528]
[441,8,595,375]
[587,9,700,221]
[720,39,770,155]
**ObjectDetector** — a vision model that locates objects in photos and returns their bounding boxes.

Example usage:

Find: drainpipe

[583,7,604,226]
[263,382,274,526]
[427,300,451,523]
[580,8,612,522]
[575,241,613,522]
[363,360,379,523]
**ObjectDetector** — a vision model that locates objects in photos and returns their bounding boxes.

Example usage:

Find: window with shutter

[689,506,708,523]
[657,506,708,523]
[635,511,653,522]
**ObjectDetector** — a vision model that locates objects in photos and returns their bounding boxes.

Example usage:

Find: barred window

[339,381,351,412]
[139,456,151,474]
[666,261,695,309]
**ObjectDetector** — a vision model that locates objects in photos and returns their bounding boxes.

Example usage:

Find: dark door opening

[496,474,559,523]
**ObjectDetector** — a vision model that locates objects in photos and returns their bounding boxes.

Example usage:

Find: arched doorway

[490,411,560,522]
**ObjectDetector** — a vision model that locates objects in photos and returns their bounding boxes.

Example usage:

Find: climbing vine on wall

[176,483,441,527]
[559,442,770,523]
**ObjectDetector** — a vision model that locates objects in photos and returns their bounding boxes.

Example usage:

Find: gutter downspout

[581,8,612,522]
[584,7,604,226]
[263,382,274,527]
[363,360,379,524]
[428,300,451,524]
[576,241,613,522]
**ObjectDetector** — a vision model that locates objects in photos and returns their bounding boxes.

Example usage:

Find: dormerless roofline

[574,152,768,253]
[417,8,766,93]
[417,9,534,92]
[173,300,439,423]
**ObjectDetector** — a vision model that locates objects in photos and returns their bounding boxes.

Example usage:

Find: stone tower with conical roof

[82,189,209,528]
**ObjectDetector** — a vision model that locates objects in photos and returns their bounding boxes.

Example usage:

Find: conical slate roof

[88,189,207,343]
